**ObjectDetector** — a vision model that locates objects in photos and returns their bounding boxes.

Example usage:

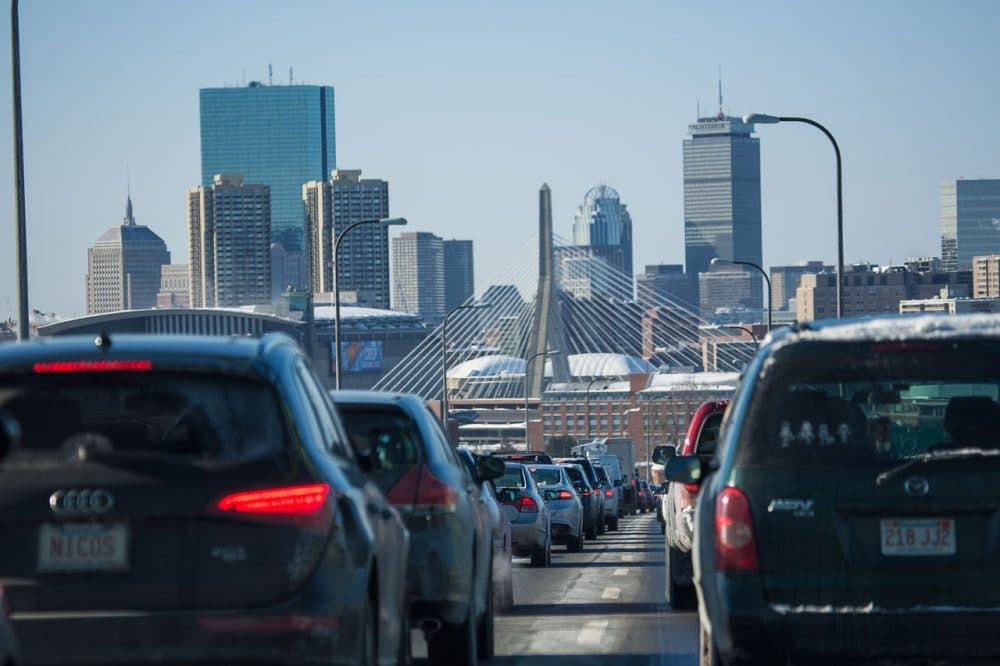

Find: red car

[662,400,728,609]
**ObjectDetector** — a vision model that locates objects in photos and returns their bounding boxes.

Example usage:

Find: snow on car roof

[775,313,1000,347]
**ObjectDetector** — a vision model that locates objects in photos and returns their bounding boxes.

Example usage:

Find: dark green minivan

[661,315,1000,665]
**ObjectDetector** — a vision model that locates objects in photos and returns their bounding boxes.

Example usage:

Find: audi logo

[903,477,930,497]
[49,489,115,515]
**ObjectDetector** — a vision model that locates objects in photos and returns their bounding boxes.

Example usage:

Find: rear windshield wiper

[875,447,1000,486]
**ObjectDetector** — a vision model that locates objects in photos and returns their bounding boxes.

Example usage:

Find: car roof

[766,313,1000,349]
[329,389,424,407]
[0,333,298,374]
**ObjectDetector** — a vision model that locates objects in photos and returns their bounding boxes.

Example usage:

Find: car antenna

[95,329,112,351]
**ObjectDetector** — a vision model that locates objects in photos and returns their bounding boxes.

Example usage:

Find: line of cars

[653,314,1000,665]
[0,333,511,665]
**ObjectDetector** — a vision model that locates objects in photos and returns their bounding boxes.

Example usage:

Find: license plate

[38,522,130,572]
[880,518,955,556]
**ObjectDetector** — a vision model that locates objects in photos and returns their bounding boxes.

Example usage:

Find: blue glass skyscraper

[199,83,336,261]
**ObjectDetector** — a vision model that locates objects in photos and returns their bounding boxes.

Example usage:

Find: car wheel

[567,530,583,552]
[666,544,697,610]
[660,519,666,534]
[609,515,619,531]
[361,592,378,666]
[396,604,411,666]
[477,572,495,661]
[597,515,606,535]
[427,597,477,666]
[530,542,547,567]
[585,518,597,540]
[503,567,514,609]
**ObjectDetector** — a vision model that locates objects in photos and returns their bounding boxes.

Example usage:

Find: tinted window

[495,466,526,488]
[561,465,585,485]
[0,372,286,465]
[337,404,423,492]
[529,467,562,486]
[740,340,1000,467]
[695,413,724,455]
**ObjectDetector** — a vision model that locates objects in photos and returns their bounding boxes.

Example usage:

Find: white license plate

[880,518,955,556]
[38,522,129,572]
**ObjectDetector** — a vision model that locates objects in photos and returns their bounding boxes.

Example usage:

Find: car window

[695,412,724,455]
[295,361,350,458]
[528,467,562,486]
[495,466,526,488]
[0,372,287,466]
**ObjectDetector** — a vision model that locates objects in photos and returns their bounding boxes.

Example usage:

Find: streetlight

[584,377,608,439]
[333,217,407,389]
[11,0,29,340]
[711,257,772,331]
[523,349,560,447]
[441,301,492,429]
[643,394,671,482]
[743,113,844,319]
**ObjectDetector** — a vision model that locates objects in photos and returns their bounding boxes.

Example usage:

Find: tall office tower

[303,169,390,307]
[698,268,753,320]
[392,232,444,321]
[683,88,763,310]
[188,174,271,308]
[156,264,190,308]
[572,185,634,301]
[199,83,335,293]
[940,179,1000,270]
[443,239,475,310]
[973,255,1000,298]
[769,261,833,311]
[636,264,697,310]
[86,195,170,314]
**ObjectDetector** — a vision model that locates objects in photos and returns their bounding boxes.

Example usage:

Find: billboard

[334,340,383,374]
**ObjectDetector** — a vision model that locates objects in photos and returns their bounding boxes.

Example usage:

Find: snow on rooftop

[313,305,420,321]
[645,371,740,392]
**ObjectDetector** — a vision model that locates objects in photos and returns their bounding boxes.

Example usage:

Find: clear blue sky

[1,0,998,318]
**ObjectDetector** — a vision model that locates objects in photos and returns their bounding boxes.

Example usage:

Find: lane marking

[621,554,634,561]
[613,568,630,576]
[576,619,609,646]
[601,587,622,600]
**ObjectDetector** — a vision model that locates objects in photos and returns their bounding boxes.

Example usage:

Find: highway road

[415,512,699,665]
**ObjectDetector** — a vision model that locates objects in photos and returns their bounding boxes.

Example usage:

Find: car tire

[660,519,666,534]
[427,598,477,666]
[607,515,619,531]
[530,541,547,567]
[597,514,606,535]
[567,530,583,552]
[477,573,495,661]
[666,544,698,610]
[503,567,514,609]
[396,605,411,666]
[361,592,378,666]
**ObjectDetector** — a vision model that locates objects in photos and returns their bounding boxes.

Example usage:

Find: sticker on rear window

[779,420,851,448]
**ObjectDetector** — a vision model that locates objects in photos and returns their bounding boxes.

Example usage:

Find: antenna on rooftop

[717,65,724,119]
[696,98,700,119]
[289,67,293,85]
[268,61,273,85]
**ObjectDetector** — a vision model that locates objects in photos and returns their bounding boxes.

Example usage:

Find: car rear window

[496,466,526,488]
[561,465,585,484]
[529,467,562,486]
[739,340,1000,468]
[0,372,286,465]
[696,413,724,455]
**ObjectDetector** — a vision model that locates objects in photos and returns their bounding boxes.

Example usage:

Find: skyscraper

[572,185,634,301]
[683,92,762,310]
[199,83,335,284]
[86,196,170,314]
[392,232,443,321]
[940,178,1000,270]
[303,169,391,308]
[188,174,271,308]
[443,239,475,310]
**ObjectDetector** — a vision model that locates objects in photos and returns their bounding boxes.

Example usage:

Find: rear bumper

[12,600,362,665]
[510,520,546,555]
[405,526,473,625]
[703,573,1000,663]
[549,514,580,543]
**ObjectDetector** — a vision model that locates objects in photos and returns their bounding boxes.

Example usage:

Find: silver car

[495,463,552,567]
[528,464,585,552]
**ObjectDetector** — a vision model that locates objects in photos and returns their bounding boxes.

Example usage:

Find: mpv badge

[49,489,115,515]
[903,477,929,497]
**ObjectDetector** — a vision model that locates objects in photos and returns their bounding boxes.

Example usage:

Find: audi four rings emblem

[903,477,930,497]
[49,489,115,515]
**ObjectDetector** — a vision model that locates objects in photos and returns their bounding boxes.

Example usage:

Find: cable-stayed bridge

[374,184,759,402]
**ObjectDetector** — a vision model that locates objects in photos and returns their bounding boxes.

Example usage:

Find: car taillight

[580,488,591,496]
[604,489,614,497]
[715,487,759,571]
[683,482,699,494]
[558,489,574,500]
[414,465,459,515]
[518,495,539,512]
[638,490,645,497]
[213,483,333,531]
[33,359,153,373]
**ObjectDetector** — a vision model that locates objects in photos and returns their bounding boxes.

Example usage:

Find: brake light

[557,489,574,500]
[638,491,645,497]
[33,359,152,373]
[604,489,614,497]
[580,488,591,496]
[217,484,329,514]
[517,495,539,513]
[715,487,759,571]
[414,465,458,515]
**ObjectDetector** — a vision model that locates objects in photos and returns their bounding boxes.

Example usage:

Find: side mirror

[651,445,676,465]
[543,489,560,502]
[497,487,522,504]
[664,455,704,485]
[573,481,585,493]
[475,455,506,482]
[0,409,21,460]
[613,478,621,487]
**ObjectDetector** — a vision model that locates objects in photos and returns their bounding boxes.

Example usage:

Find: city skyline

[2,1,999,318]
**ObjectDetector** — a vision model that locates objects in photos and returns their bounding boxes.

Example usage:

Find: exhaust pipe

[417,617,442,637]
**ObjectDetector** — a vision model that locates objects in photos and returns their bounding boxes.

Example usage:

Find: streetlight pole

[333,217,407,389]
[644,394,670,483]
[440,301,492,429]
[584,377,606,439]
[523,349,560,447]
[744,113,844,318]
[11,0,29,341]
[711,257,772,332]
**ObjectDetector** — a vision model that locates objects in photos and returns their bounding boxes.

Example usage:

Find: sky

[1,0,999,318]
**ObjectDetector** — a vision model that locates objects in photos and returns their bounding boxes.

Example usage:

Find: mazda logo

[49,489,115,515]
[903,477,930,497]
